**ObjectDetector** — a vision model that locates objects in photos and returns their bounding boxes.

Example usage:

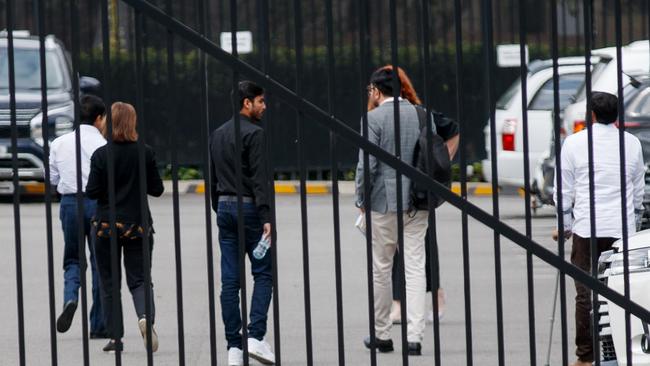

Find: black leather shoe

[102,340,123,352]
[56,301,77,333]
[408,342,422,356]
[363,336,394,353]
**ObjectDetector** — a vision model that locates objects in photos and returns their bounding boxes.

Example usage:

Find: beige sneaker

[138,317,159,352]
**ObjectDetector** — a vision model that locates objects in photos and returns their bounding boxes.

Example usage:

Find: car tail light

[573,120,586,133]
[502,118,517,151]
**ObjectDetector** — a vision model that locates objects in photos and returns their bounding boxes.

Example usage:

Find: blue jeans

[60,195,105,334]
[217,201,273,350]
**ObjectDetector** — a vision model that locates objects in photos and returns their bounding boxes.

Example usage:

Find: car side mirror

[79,76,101,96]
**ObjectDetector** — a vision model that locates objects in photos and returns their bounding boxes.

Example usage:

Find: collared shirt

[49,124,106,195]
[554,123,645,238]
[379,96,402,106]
[209,114,271,223]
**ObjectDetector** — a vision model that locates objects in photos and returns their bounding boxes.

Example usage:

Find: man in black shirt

[210,81,274,365]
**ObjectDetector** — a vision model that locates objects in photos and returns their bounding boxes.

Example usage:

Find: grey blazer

[355,99,421,214]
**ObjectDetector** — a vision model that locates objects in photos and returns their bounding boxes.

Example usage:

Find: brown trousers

[571,234,617,362]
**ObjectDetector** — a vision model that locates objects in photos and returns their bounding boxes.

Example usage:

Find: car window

[626,87,650,117]
[528,73,585,110]
[575,58,611,101]
[0,48,65,91]
[496,77,521,110]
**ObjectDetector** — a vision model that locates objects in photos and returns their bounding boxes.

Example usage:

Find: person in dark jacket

[210,81,274,366]
[86,101,164,353]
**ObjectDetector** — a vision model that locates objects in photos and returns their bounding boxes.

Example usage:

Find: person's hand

[263,223,272,243]
[359,207,365,214]
[552,229,572,242]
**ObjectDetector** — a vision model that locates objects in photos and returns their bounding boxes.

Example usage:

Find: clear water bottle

[253,235,271,259]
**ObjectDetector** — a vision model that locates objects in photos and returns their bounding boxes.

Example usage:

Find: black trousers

[95,235,155,339]
[571,234,617,363]
[392,230,440,300]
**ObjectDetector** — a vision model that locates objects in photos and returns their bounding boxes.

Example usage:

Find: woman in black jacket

[86,101,164,352]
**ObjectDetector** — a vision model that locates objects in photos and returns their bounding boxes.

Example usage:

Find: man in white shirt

[50,94,107,337]
[554,91,645,366]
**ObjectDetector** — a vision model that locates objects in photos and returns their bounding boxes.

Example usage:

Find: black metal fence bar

[133,10,155,364]
[292,0,315,363]
[99,1,123,363]
[324,0,346,364]
[549,0,570,363]
[6,0,26,364]
[614,0,634,363]
[164,0,187,363]
[69,1,91,362]
[418,0,441,364]
[482,0,506,364]
[357,0,377,364]
[452,0,474,364]
[35,0,59,363]
[517,1,537,364]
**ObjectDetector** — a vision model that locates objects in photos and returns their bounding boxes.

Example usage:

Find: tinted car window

[529,73,585,110]
[0,48,65,90]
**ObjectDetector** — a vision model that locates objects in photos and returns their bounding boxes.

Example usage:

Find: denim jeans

[59,195,105,334]
[217,201,273,350]
[95,235,155,339]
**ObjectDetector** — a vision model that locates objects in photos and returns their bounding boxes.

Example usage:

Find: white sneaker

[248,337,275,365]
[228,347,243,366]
[138,317,159,352]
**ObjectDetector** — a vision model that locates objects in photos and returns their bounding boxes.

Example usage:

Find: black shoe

[56,301,77,333]
[90,332,110,339]
[102,340,123,352]
[408,342,422,356]
[363,336,394,353]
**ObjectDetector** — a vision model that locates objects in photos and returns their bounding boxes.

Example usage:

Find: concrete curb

[162,180,514,196]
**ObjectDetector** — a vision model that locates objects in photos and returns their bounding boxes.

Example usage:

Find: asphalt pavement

[0,193,577,365]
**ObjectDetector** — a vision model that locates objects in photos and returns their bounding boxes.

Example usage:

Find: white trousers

[371,210,428,343]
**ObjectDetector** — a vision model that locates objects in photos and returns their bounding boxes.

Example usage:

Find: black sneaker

[56,301,77,333]
[363,336,394,353]
[408,342,422,356]
[102,340,123,352]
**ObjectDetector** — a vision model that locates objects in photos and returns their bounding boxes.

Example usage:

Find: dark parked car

[0,30,100,195]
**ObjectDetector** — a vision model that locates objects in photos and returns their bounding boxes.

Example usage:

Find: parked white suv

[483,56,608,187]
[598,229,650,365]
[563,41,650,137]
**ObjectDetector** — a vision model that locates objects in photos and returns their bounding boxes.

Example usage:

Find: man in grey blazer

[355,68,428,355]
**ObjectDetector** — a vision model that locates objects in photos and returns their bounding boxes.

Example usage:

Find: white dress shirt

[554,123,645,239]
[49,124,106,195]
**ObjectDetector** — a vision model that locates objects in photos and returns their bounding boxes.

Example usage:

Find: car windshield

[575,58,613,101]
[0,47,66,91]
[496,77,521,110]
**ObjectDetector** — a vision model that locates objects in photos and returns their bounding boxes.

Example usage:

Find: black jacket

[209,114,271,223]
[86,142,164,226]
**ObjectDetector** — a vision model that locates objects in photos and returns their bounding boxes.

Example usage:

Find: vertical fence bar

[100,0,122,363]
[358,0,377,364]
[35,0,59,363]
[197,0,219,362]
[228,0,251,364]
[6,1,26,364]
[518,1,537,364]
[388,0,409,363]
[582,0,602,364]
[134,10,155,365]
[292,0,315,363]
[482,0,506,363]
[69,0,91,362]
[453,0,474,364]
[324,0,346,363]
[255,0,283,362]
[614,0,634,364]
[164,0,186,363]
[549,0,570,363]
[602,0,608,46]
[418,0,441,364]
